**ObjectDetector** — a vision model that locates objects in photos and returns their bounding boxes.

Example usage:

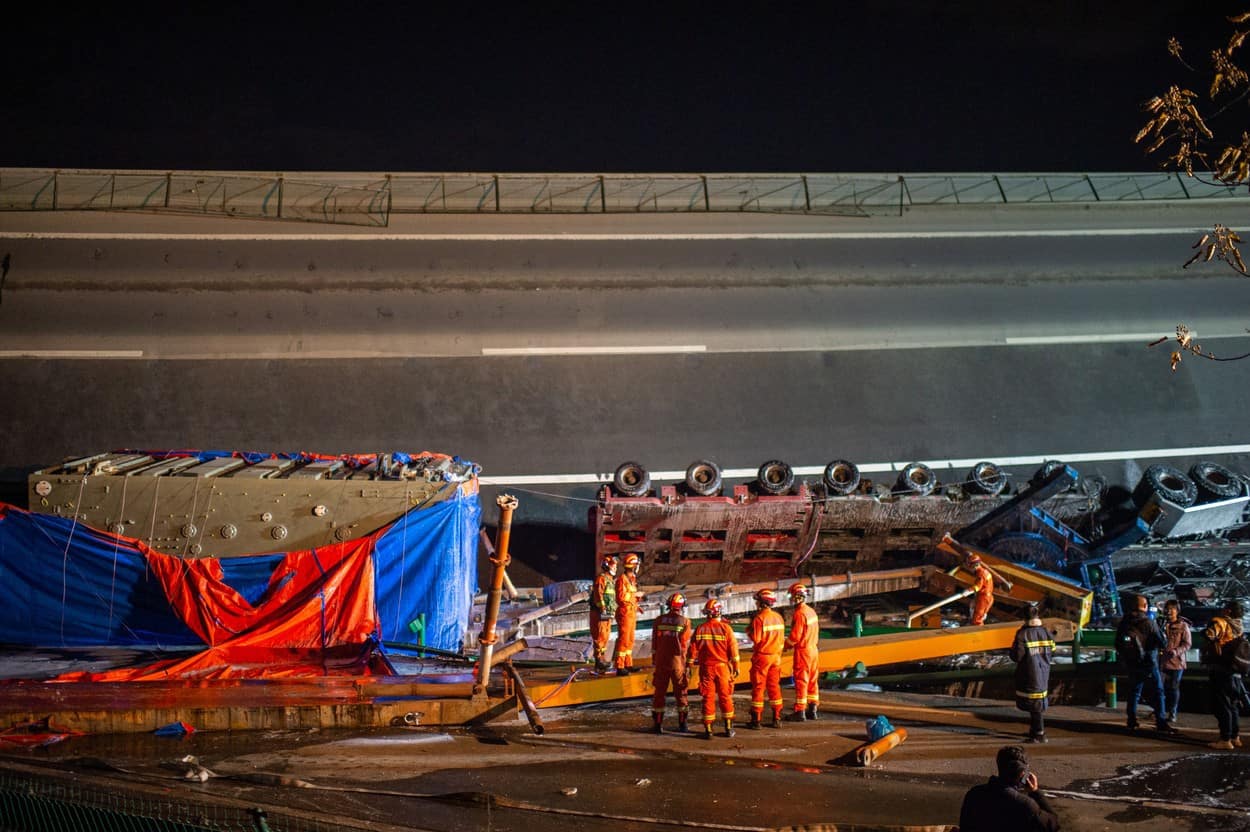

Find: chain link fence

[1,168,1243,226]
[0,770,383,832]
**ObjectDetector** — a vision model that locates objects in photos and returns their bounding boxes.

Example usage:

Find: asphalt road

[3,203,1250,573]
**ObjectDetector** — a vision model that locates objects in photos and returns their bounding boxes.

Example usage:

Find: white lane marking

[4,332,1249,361]
[0,349,145,358]
[477,443,1250,485]
[0,228,1214,242]
[482,345,706,356]
[1006,333,1177,345]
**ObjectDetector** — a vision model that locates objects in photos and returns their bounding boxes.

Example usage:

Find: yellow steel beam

[935,538,1093,627]
[524,617,1076,708]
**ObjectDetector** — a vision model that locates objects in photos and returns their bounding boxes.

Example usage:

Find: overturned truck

[593,458,1250,622]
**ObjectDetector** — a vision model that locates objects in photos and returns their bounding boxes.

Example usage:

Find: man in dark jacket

[959,745,1060,832]
[1116,593,1173,733]
[1203,600,1250,750]
[1010,605,1054,743]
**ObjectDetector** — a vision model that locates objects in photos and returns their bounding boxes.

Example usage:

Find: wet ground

[2,689,1247,832]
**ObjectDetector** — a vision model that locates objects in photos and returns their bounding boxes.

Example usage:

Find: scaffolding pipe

[476,494,517,691]
[502,660,545,735]
[906,588,974,628]
[942,533,1014,591]
[856,727,908,766]
[479,528,519,600]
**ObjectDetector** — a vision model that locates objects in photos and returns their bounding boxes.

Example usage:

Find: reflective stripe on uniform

[1025,640,1055,649]
[697,633,727,641]
[1016,690,1048,699]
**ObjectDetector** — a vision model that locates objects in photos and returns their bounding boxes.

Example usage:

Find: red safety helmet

[789,582,808,599]
[601,556,617,572]
[967,554,982,565]
[668,592,686,611]
[755,589,777,607]
[623,553,641,570]
[703,598,723,618]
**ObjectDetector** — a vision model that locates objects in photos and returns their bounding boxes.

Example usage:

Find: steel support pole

[476,494,517,691]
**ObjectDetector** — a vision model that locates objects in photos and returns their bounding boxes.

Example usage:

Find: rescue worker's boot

[722,718,736,739]
[594,658,609,673]
[677,710,689,733]
[769,710,783,729]
[702,722,714,740]
[651,713,664,735]
[806,702,818,721]
[786,708,807,722]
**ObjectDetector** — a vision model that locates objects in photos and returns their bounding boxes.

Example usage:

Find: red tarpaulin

[55,531,385,682]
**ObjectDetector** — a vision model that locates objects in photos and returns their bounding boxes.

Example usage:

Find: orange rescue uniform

[692,617,740,725]
[787,601,820,712]
[651,610,693,716]
[970,563,994,625]
[589,571,616,665]
[748,607,786,720]
[613,571,639,670]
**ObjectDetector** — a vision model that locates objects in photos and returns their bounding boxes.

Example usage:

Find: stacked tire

[895,462,936,497]
[1131,464,1197,508]
[1188,461,1246,502]
[823,460,861,496]
[757,460,795,495]
[685,459,723,497]
[612,461,650,497]
[965,461,1007,496]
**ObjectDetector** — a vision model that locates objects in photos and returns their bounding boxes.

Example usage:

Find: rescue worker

[589,556,617,673]
[746,588,785,729]
[967,554,994,625]
[650,592,693,734]
[613,553,641,674]
[690,597,739,739]
[1009,604,1054,743]
[785,582,821,721]
[1202,600,1249,750]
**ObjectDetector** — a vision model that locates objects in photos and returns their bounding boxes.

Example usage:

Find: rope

[106,474,129,629]
[531,666,593,706]
[58,475,88,645]
[506,485,602,504]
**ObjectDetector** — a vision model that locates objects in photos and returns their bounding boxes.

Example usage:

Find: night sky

[6,2,1245,173]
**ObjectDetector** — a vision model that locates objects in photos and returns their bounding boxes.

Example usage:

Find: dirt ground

[2,688,1247,832]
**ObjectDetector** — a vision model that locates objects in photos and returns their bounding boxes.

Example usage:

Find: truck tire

[685,459,723,497]
[823,460,861,495]
[756,460,795,495]
[966,461,1007,496]
[896,462,936,497]
[1132,464,1198,508]
[612,461,651,498]
[1189,461,1245,501]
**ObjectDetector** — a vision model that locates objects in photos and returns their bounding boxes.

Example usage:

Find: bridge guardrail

[1,169,1243,225]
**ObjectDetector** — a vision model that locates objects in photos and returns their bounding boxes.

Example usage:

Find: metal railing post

[802,175,811,212]
[701,175,710,211]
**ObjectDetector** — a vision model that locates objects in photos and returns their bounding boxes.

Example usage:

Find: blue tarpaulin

[0,488,479,659]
